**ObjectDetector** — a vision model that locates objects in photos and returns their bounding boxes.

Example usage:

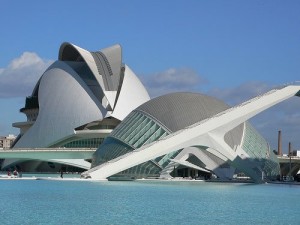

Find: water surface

[0,179,299,225]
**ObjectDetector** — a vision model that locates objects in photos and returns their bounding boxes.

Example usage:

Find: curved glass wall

[93,111,181,178]
[242,122,280,179]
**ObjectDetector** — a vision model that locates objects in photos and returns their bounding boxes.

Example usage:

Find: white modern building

[2,43,150,172]
[3,41,300,183]
[86,85,300,182]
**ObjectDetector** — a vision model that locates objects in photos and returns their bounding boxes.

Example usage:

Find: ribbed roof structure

[136,92,230,132]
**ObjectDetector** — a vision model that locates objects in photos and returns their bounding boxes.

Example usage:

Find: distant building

[0,135,16,149]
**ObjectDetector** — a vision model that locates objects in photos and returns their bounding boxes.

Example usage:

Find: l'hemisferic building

[90,92,280,182]
[4,42,284,182]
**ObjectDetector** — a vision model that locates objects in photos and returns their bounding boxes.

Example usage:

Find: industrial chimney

[278,130,282,156]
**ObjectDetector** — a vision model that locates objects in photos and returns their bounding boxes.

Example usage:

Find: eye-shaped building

[91,92,280,181]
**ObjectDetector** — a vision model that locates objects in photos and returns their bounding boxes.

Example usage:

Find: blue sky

[1,1,300,152]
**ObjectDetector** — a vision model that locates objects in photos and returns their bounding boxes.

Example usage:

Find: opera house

[3,42,300,182]
[2,42,150,172]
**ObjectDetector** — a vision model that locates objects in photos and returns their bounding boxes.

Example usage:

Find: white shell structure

[14,61,107,147]
[6,43,150,172]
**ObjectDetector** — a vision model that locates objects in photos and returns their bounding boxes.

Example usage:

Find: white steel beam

[86,85,300,180]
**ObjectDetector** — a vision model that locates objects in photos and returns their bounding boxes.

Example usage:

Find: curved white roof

[59,42,123,109]
[14,43,150,149]
[14,61,106,147]
[111,65,150,120]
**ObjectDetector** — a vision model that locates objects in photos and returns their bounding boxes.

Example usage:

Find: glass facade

[93,111,181,178]
[62,138,104,148]
[242,122,280,179]
[92,137,133,166]
[112,111,169,148]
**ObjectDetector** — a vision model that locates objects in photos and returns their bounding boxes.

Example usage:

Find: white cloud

[0,52,53,98]
[207,81,273,106]
[142,68,206,97]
